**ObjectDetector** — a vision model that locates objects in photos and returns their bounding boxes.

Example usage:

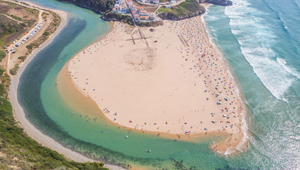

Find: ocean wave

[231,29,242,35]
[277,57,287,66]
[223,0,300,99]
[241,47,295,99]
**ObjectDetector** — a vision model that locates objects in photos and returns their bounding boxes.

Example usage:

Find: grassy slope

[158,0,205,19]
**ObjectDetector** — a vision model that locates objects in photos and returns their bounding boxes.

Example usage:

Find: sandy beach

[67,16,246,153]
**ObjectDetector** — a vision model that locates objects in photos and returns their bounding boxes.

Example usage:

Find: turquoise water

[18,0,300,169]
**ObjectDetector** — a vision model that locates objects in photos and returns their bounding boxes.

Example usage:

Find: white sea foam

[224,0,300,99]
[231,29,242,35]
[241,47,294,99]
[277,57,287,66]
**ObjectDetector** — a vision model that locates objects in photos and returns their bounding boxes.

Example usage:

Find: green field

[157,7,173,13]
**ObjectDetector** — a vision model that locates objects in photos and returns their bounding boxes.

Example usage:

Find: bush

[0,84,5,97]
[10,15,22,21]
[137,22,151,27]
[26,44,33,50]
[18,56,26,62]
[43,31,49,36]
[9,64,19,75]
[0,50,6,62]
[103,12,134,25]
[20,23,26,27]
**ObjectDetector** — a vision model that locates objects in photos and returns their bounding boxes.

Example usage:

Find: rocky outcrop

[158,5,205,21]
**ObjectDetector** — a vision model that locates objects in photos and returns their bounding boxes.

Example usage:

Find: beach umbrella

[204,128,208,130]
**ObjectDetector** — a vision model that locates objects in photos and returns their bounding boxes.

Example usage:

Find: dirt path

[6,52,11,76]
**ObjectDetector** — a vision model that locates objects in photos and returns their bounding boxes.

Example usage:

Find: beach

[7,0,300,168]
[67,16,246,154]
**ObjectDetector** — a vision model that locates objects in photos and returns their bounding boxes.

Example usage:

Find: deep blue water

[16,0,300,169]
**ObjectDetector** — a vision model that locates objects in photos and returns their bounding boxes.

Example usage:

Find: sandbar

[67,15,246,151]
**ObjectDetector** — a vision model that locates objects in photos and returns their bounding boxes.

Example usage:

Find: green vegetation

[0,15,24,41]
[20,22,26,27]
[43,31,49,36]
[18,55,26,62]
[137,22,151,27]
[158,0,205,20]
[157,6,173,13]
[24,11,61,56]
[9,64,19,75]
[42,11,49,19]
[58,0,115,13]
[0,1,38,48]
[23,6,39,18]
[0,50,6,62]
[10,14,22,21]
[103,12,134,25]
[0,69,108,169]
[173,0,201,15]
[26,43,33,50]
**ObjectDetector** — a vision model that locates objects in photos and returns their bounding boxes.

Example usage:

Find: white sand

[68,16,244,137]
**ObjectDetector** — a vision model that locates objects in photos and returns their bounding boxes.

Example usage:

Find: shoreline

[65,14,248,155]
[201,5,249,154]
[7,2,124,169]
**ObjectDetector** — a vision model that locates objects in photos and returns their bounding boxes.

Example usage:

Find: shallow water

[18,0,300,169]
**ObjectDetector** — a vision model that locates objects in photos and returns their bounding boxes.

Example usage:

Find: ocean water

[18,0,300,169]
